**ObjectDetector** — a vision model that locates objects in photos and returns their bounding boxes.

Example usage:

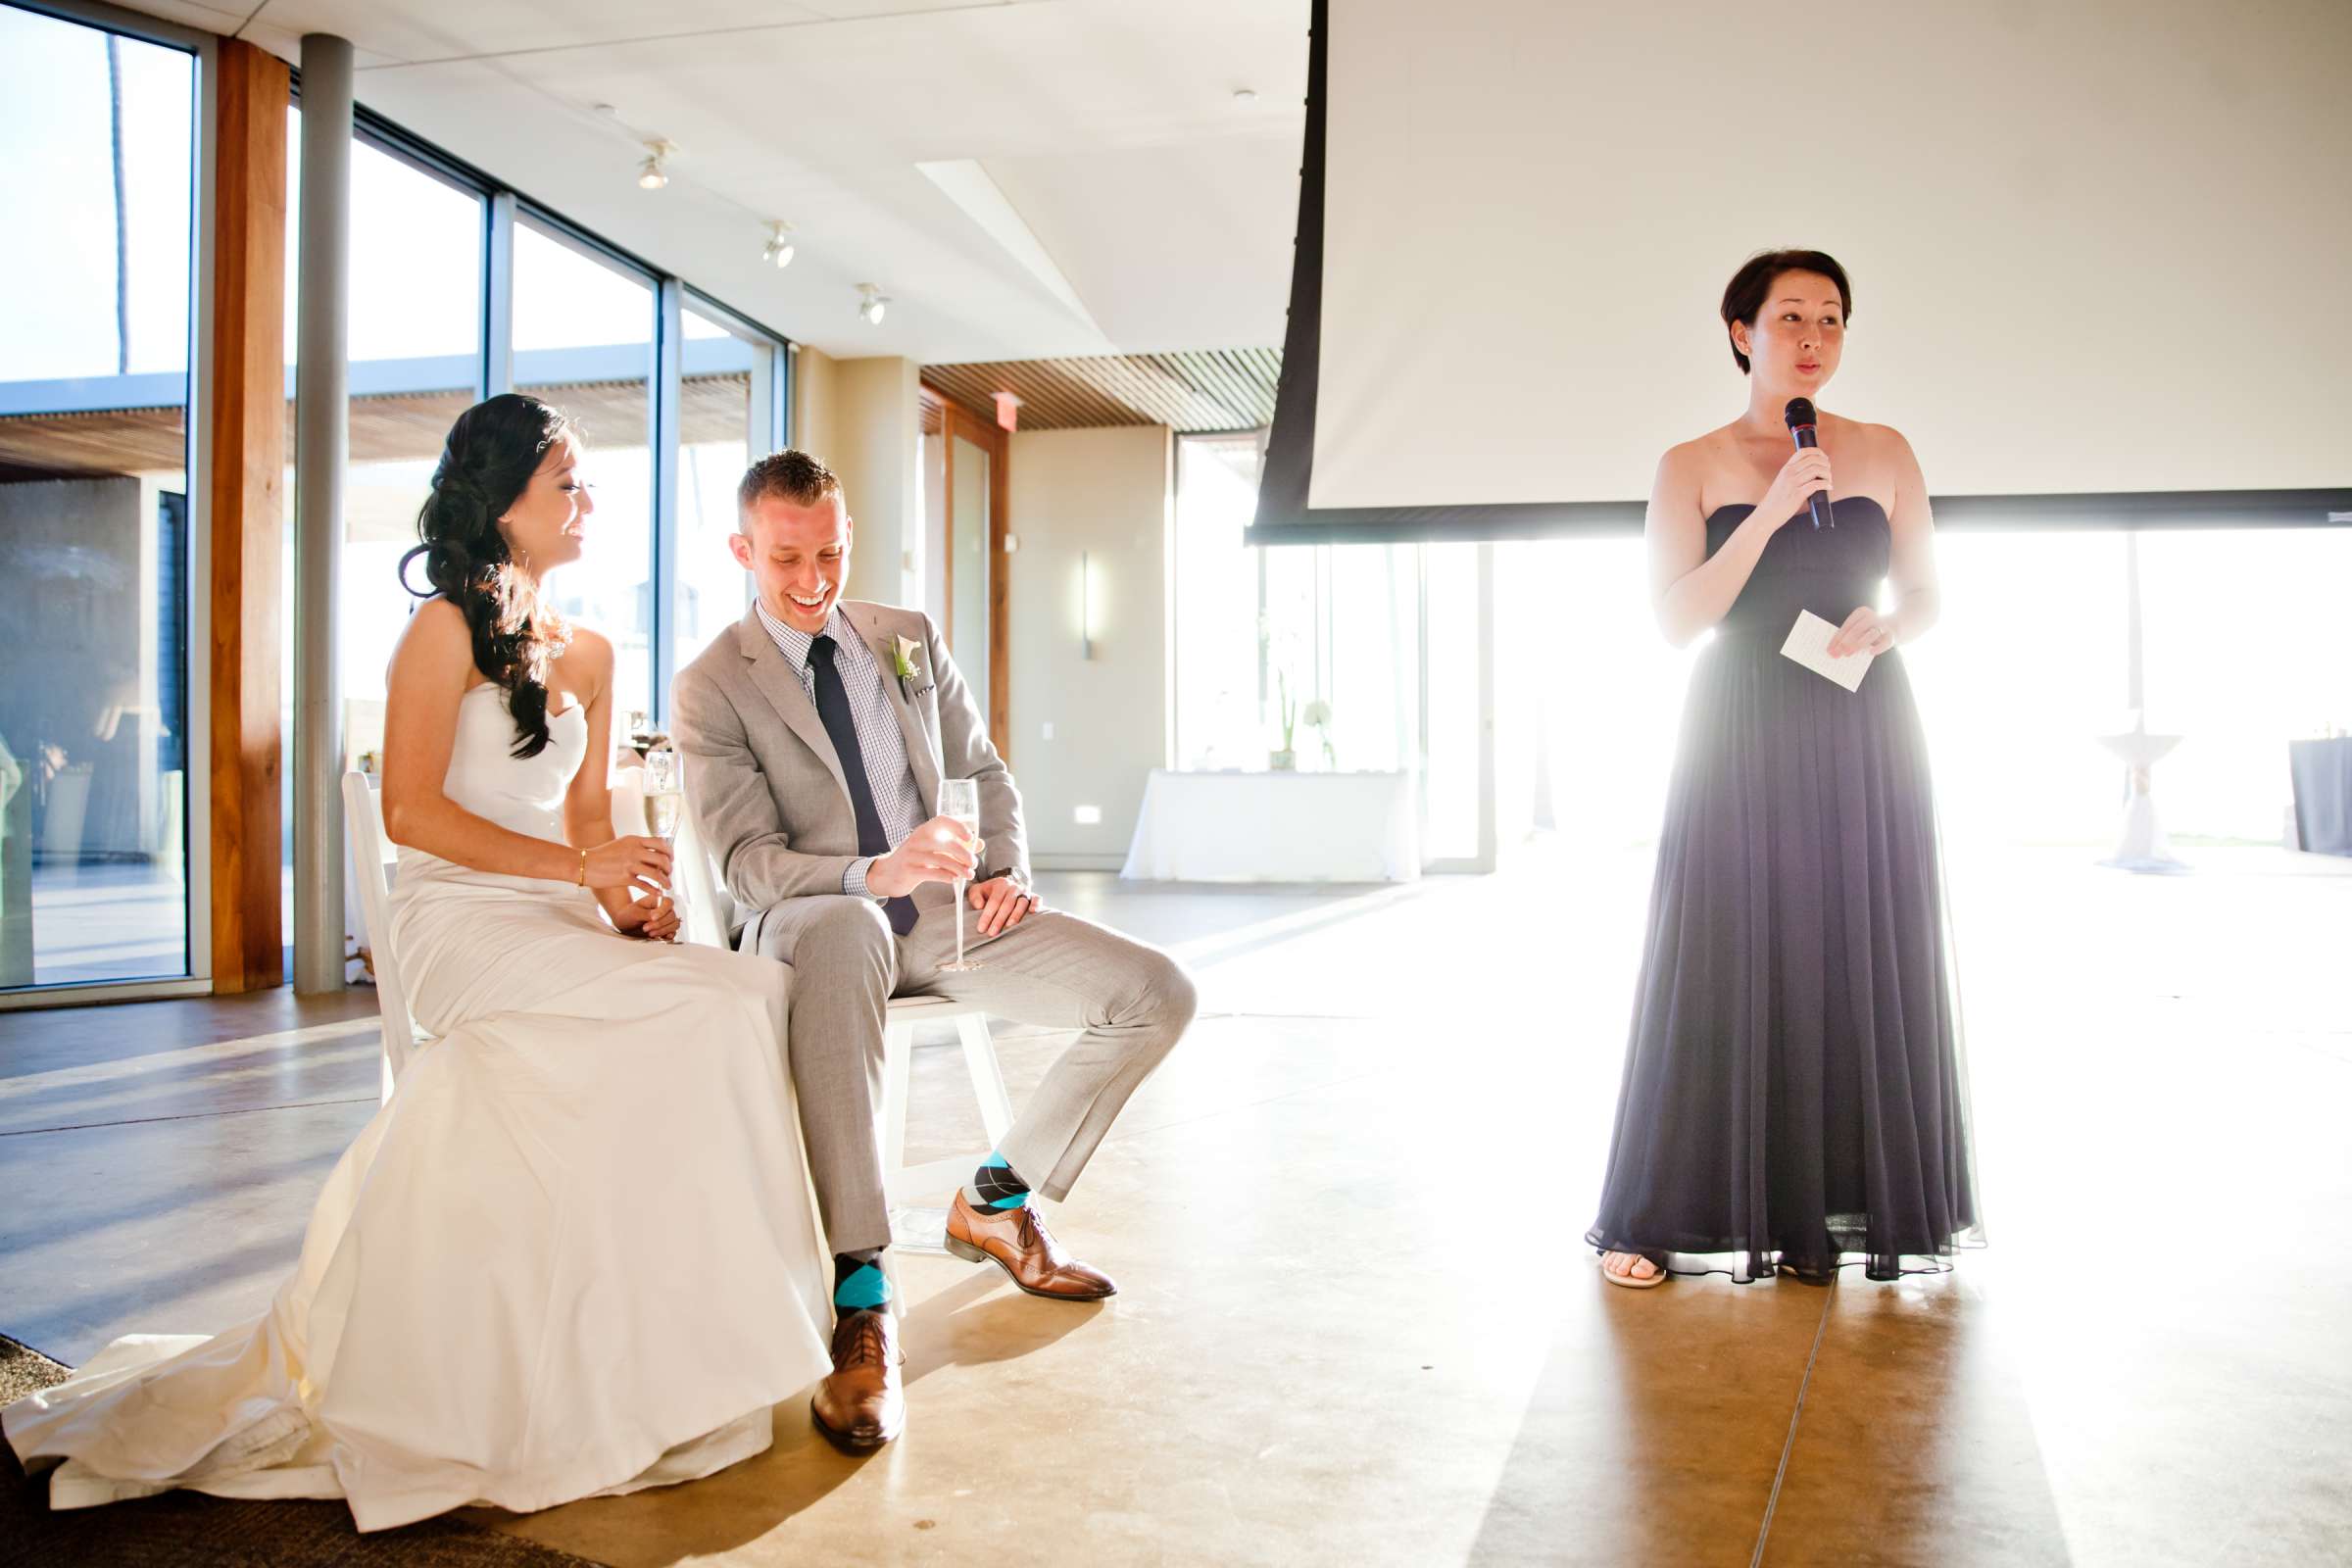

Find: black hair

[398,393,575,758]
[1720,249,1852,373]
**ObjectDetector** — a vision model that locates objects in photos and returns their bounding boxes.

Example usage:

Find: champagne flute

[642,744,683,935]
[937,777,983,972]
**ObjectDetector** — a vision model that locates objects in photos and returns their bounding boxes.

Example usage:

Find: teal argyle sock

[963,1150,1032,1211]
[832,1249,892,1315]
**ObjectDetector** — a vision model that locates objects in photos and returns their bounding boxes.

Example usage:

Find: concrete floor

[2,844,2348,1565]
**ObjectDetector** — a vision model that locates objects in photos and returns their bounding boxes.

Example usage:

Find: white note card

[1780,610,1874,691]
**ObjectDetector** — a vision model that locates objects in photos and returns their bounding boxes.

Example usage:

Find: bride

[4,394,834,1531]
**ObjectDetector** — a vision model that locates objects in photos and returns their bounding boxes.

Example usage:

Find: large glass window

[1910,526,2352,850]
[1489,536,1698,851]
[1418,542,1483,862]
[1468,525,2352,862]
[514,220,657,729]
[1172,435,1275,770]
[677,302,766,662]
[283,112,487,776]
[2134,529,2352,841]
[4,44,787,998]
[1171,429,1428,829]
[0,6,195,989]
[339,138,484,769]
[1181,434,2352,874]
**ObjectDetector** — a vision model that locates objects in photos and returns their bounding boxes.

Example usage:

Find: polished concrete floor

[3,843,2348,1565]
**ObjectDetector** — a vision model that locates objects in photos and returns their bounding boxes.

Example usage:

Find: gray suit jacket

[671,599,1028,951]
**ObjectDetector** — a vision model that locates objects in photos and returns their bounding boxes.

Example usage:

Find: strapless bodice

[1704,495,1891,642]
[393,681,589,900]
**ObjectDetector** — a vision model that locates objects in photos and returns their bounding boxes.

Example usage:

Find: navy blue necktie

[808,634,916,936]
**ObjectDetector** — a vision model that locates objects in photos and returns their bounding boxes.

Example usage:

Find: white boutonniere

[892,635,934,699]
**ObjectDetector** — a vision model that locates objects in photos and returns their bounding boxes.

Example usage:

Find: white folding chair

[343,769,430,1104]
[673,807,1015,1205]
[346,764,649,1103]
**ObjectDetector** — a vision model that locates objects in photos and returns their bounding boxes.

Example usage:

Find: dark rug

[1,1335,610,1568]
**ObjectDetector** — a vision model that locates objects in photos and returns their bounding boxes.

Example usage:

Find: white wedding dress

[4,683,834,1531]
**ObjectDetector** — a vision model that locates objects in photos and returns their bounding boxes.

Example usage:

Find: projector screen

[1255,0,2352,540]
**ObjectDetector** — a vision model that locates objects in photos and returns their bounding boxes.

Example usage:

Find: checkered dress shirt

[754,600,925,902]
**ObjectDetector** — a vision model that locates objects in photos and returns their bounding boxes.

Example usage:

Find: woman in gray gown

[1587,250,1982,1287]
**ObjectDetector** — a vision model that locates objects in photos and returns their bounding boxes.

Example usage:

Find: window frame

[0,0,218,1006]
[1,4,792,1005]
[332,98,794,730]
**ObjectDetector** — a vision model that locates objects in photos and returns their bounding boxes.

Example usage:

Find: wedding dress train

[6,682,833,1530]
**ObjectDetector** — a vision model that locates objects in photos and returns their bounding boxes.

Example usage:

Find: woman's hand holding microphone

[1756,445,1833,534]
[1755,447,1893,657]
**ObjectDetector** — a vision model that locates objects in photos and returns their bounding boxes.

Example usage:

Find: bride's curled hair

[399,393,576,759]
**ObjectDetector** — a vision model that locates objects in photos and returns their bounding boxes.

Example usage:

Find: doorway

[918,386,1011,760]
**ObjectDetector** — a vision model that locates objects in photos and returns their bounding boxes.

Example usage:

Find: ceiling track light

[761,220,797,269]
[636,138,674,190]
[857,283,890,325]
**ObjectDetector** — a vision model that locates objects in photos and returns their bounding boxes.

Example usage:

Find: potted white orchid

[1301,699,1336,768]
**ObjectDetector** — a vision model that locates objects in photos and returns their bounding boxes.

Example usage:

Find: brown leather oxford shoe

[945,1191,1117,1300]
[810,1307,904,1452]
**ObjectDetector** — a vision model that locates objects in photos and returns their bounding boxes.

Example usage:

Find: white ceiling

[122,0,1308,361]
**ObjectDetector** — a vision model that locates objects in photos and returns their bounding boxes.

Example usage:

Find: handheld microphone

[1784,398,1835,530]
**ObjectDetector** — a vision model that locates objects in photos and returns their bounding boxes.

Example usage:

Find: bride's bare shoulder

[402,594,466,633]
[391,596,470,668]
[558,622,612,666]
[551,623,612,708]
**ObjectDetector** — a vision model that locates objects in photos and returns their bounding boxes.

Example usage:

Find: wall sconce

[1080,551,1096,661]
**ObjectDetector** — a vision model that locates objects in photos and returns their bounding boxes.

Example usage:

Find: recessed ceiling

[108,0,1309,363]
[924,349,1280,433]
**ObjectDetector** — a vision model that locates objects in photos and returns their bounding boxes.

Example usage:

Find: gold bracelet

[576,848,587,887]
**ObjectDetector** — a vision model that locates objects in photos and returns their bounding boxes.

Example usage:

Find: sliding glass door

[0,5,199,992]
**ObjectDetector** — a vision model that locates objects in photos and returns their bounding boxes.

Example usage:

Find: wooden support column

[208,38,289,993]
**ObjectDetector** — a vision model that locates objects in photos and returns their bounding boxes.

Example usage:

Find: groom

[671,450,1197,1453]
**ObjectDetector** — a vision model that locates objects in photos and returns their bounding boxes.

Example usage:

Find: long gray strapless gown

[1586,497,1982,1282]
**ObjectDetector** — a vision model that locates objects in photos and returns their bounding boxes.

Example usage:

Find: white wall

[1005,424,1172,868]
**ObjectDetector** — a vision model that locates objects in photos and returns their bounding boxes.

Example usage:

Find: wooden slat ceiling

[921,349,1281,434]
[0,373,754,478]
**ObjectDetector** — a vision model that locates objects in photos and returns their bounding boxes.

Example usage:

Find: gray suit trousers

[745,890,1196,1256]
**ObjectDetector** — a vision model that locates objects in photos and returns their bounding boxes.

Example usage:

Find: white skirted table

[1119,768,1420,883]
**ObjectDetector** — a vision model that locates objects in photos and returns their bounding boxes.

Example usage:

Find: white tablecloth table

[1119,768,1419,883]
